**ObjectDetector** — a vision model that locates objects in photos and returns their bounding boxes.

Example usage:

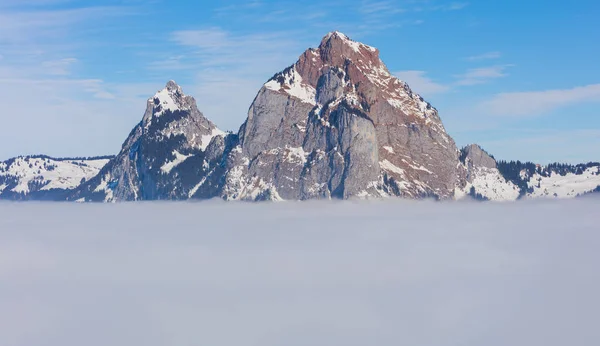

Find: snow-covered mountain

[68,81,226,202]
[0,32,598,203]
[0,156,110,200]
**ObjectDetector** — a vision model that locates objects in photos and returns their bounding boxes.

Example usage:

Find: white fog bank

[1,198,599,346]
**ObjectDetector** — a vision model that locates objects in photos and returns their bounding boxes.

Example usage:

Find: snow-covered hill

[456,145,600,201]
[0,156,111,200]
[526,166,600,198]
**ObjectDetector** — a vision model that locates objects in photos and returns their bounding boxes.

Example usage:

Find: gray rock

[222,31,461,200]
[461,144,497,170]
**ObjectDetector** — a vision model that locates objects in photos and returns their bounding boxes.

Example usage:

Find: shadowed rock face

[69,82,225,202]
[230,31,460,200]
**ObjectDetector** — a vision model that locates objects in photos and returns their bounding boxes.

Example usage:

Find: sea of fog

[1,198,599,346]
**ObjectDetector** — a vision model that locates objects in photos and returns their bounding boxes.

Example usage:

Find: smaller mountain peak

[461,144,497,169]
[146,81,194,121]
[165,80,182,92]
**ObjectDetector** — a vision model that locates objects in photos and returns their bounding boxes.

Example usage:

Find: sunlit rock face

[228,31,460,200]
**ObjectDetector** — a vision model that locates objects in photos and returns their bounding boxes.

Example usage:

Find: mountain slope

[219,31,460,201]
[0,156,110,200]
[69,81,226,202]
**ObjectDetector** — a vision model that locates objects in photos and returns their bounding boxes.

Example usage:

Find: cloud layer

[482,84,600,116]
[1,199,599,346]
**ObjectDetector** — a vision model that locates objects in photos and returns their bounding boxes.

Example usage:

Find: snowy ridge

[527,166,600,198]
[457,145,600,201]
[0,156,109,196]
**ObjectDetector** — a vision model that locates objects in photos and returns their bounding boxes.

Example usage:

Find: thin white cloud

[0,6,135,44]
[413,1,469,12]
[465,51,501,61]
[41,57,78,75]
[394,65,510,95]
[478,129,600,164]
[395,70,450,95]
[455,65,511,86]
[446,2,469,10]
[481,84,600,116]
[360,1,406,15]
[0,2,153,160]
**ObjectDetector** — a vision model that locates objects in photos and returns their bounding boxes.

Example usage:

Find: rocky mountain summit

[228,31,459,200]
[1,32,598,202]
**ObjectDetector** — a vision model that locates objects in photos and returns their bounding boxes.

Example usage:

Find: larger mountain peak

[234,31,460,200]
[319,31,378,56]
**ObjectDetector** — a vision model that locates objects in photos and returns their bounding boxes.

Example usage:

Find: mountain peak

[461,144,497,169]
[148,81,193,119]
[323,31,349,40]
[319,31,378,55]
[165,80,182,92]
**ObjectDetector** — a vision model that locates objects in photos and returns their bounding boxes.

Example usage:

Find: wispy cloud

[41,57,78,75]
[413,1,469,12]
[0,2,153,159]
[478,129,600,163]
[465,51,501,61]
[0,6,135,44]
[360,1,406,15]
[395,70,450,95]
[357,0,459,32]
[481,84,600,116]
[445,2,469,10]
[396,65,511,95]
[455,65,512,86]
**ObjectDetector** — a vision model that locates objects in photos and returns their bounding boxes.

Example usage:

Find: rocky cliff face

[69,81,225,202]
[222,31,460,201]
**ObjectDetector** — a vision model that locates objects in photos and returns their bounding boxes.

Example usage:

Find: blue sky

[0,0,599,163]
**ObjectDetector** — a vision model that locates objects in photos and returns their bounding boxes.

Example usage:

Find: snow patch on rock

[264,67,317,105]
[161,151,192,174]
